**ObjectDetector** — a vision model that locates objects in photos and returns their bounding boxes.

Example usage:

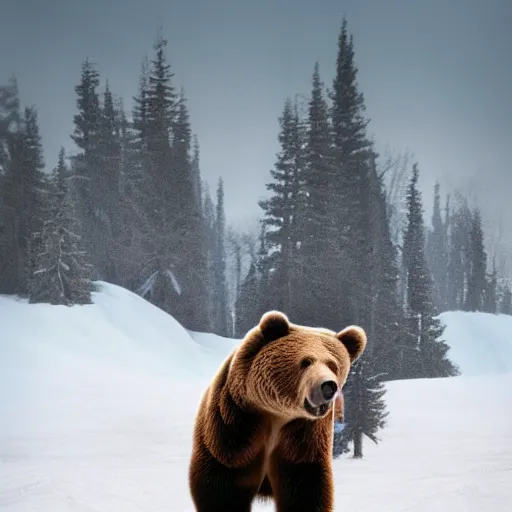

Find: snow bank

[439,311,512,376]
[1,285,511,511]
[0,281,217,381]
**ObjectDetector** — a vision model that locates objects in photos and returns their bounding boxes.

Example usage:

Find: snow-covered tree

[29,148,93,305]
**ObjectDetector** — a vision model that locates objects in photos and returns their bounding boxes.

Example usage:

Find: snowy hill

[1,282,511,511]
[440,310,512,376]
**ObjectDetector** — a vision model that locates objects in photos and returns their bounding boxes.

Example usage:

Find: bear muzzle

[304,379,339,417]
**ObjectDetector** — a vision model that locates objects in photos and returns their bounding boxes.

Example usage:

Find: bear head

[237,310,366,422]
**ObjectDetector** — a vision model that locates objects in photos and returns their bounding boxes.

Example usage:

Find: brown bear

[188,310,366,512]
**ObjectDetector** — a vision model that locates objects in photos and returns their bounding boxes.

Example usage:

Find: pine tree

[500,284,512,315]
[170,89,210,331]
[333,356,389,459]
[29,148,93,305]
[69,58,102,279]
[1,106,47,295]
[483,261,498,314]
[235,260,262,338]
[109,100,142,290]
[191,135,202,207]
[0,78,21,293]
[259,97,304,315]
[296,63,338,327]
[0,77,21,174]
[133,34,180,315]
[466,208,487,311]
[446,193,472,310]
[203,182,217,329]
[328,19,391,458]
[212,177,229,335]
[330,16,372,260]
[402,163,459,379]
[96,81,122,283]
[426,182,448,311]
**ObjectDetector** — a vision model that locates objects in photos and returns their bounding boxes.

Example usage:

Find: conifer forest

[1,18,510,459]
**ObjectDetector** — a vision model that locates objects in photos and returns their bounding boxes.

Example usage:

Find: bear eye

[300,357,314,369]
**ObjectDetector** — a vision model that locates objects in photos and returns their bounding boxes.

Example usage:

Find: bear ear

[336,325,367,363]
[259,310,290,342]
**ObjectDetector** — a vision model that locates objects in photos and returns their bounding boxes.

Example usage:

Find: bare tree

[225,220,260,336]
[378,146,414,248]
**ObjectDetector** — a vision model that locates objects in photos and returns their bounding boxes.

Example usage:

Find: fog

[1,0,511,272]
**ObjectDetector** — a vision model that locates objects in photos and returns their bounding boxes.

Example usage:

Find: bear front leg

[269,455,335,512]
[189,441,260,512]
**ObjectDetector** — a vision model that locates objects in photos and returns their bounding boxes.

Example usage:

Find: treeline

[226,18,511,458]
[0,36,229,333]
[426,185,511,315]
[1,19,510,460]
[230,19,459,458]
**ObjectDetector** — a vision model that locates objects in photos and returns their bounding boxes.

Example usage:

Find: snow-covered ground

[1,282,511,511]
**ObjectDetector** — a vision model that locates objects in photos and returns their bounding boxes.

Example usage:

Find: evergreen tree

[97,81,122,283]
[0,78,21,174]
[328,19,391,458]
[329,17,374,327]
[133,34,180,316]
[235,260,262,338]
[1,106,46,295]
[259,97,304,315]
[333,357,389,459]
[29,148,93,305]
[466,208,487,311]
[212,177,229,335]
[500,284,512,315]
[426,182,448,311]
[0,79,21,293]
[191,135,202,207]
[296,63,338,327]
[170,88,210,331]
[203,182,217,329]
[69,58,102,279]
[483,261,498,314]
[402,163,459,379]
[110,100,142,291]
[446,194,472,310]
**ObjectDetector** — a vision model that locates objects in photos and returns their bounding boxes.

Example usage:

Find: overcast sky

[1,0,511,258]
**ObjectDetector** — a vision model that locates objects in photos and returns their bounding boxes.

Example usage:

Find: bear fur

[188,310,366,512]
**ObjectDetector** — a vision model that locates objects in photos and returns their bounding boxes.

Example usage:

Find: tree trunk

[353,432,363,459]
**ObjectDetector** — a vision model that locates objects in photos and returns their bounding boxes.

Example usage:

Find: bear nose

[321,380,338,401]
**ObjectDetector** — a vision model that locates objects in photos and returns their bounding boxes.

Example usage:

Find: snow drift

[1,282,511,511]
[440,310,512,376]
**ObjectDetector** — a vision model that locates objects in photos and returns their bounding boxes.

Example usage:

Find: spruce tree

[402,163,459,379]
[330,16,373,281]
[170,89,210,331]
[466,208,487,311]
[483,261,498,314]
[333,356,389,459]
[133,34,179,315]
[0,78,21,293]
[328,19,391,458]
[446,193,472,310]
[234,260,262,337]
[203,183,217,329]
[70,58,102,279]
[296,63,338,327]
[426,182,448,311]
[500,284,512,315]
[212,177,229,335]
[1,106,46,295]
[259,97,304,315]
[97,81,122,283]
[29,148,93,305]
